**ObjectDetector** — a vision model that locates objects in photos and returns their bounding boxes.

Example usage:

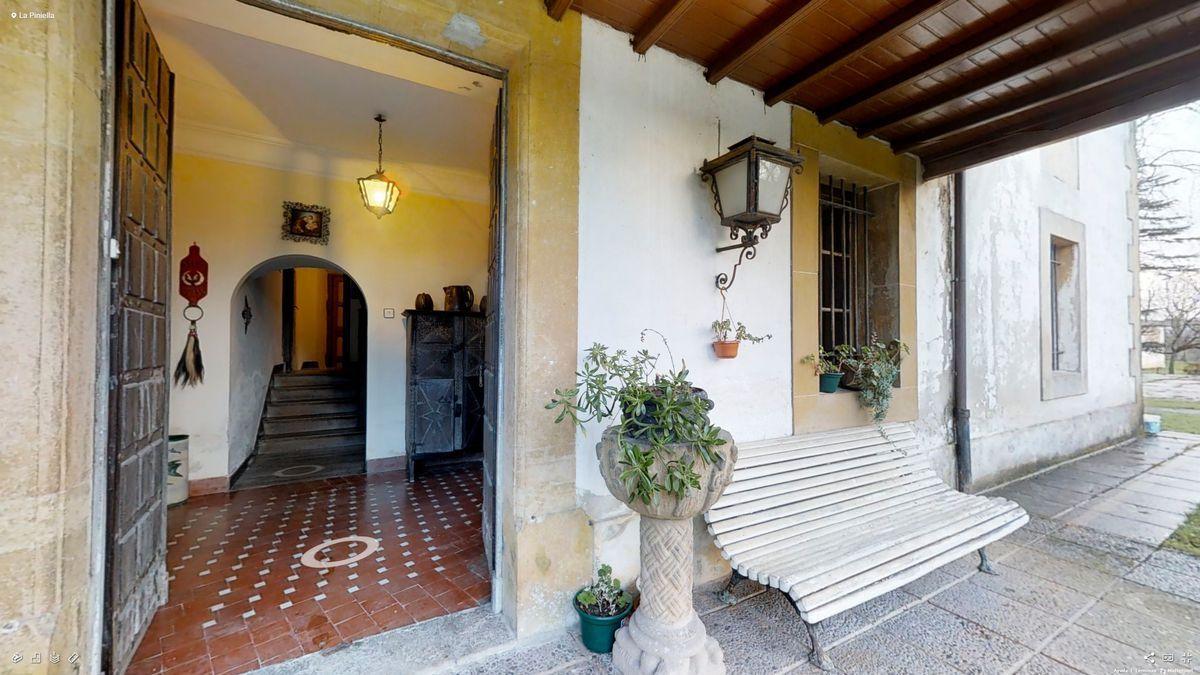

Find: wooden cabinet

[403,310,485,477]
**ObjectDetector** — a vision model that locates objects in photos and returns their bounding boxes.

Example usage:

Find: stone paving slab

[256,434,1200,675]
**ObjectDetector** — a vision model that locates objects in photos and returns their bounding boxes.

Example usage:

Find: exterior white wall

[916,126,1141,490]
[577,17,792,586]
[169,153,489,481]
[227,270,284,474]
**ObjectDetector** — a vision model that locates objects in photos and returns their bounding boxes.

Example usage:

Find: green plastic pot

[575,600,632,653]
[818,372,843,393]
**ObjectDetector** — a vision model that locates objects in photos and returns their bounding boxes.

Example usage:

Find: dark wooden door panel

[106,1,173,672]
[481,94,502,570]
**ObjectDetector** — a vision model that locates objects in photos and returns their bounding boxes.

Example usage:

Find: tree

[1143,274,1200,374]
[1136,103,1200,273]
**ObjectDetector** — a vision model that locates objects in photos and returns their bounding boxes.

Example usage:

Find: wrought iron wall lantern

[700,135,805,290]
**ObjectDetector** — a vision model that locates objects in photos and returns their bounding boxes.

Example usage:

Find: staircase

[232,370,366,490]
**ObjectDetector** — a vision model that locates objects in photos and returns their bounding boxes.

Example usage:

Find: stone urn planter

[596,426,738,674]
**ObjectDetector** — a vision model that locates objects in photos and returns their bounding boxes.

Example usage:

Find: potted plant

[574,563,633,653]
[802,345,853,393]
[710,296,771,359]
[842,335,910,422]
[546,330,734,672]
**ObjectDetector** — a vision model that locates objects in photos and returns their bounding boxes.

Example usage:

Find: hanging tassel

[174,321,205,387]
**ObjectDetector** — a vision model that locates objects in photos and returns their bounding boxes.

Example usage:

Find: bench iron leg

[787,596,833,671]
[977,547,998,575]
[718,570,745,605]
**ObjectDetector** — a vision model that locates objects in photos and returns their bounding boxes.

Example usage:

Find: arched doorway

[228,255,368,490]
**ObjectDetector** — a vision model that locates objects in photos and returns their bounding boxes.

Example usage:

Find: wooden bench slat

[709,464,939,517]
[707,473,942,531]
[715,482,948,554]
[737,430,918,467]
[780,500,1022,595]
[738,493,975,576]
[737,423,913,455]
[734,439,919,476]
[703,422,1029,629]
[795,514,1028,623]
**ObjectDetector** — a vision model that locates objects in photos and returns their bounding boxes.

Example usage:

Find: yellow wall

[293,268,330,369]
[790,108,921,432]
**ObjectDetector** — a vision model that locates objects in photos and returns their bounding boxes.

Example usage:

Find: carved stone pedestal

[596,428,738,675]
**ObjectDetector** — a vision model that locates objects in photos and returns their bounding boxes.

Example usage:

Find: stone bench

[704,422,1028,669]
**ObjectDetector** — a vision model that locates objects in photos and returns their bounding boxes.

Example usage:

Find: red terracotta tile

[127,655,163,675]
[146,466,485,671]
[162,654,214,675]
[208,642,258,675]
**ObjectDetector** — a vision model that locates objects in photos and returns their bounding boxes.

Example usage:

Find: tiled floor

[127,465,491,674]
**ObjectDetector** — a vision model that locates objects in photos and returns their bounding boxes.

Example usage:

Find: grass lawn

[1145,397,1200,411]
[1165,505,1200,557]
[1154,411,1200,435]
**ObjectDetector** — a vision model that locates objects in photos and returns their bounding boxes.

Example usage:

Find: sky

[1139,103,1200,279]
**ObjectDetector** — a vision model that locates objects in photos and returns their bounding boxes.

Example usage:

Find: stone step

[270,385,355,403]
[273,372,353,388]
[267,399,358,418]
[262,412,359,436]
[258,430,365,454]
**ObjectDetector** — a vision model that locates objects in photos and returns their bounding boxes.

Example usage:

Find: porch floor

[127,464,491,674]
[258,433,1200,675]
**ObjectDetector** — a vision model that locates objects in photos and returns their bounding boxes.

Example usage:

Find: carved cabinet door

[105,0,174,672]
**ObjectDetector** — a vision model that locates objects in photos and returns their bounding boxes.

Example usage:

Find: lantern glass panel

[714,157,748,218]
[757,157,791,216]
[358,173,401,217]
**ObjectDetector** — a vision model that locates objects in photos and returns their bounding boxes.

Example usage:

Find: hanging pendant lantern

[357,114,402,218]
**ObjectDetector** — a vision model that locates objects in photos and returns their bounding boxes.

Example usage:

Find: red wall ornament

[175,243,208,387]
[179,243,209,306]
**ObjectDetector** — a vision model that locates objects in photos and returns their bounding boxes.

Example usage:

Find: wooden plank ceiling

[547,0,1200,179]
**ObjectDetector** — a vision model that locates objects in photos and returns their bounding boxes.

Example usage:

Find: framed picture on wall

[281,201,331,245]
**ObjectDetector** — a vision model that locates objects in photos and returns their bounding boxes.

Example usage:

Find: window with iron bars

[819,176,870,353]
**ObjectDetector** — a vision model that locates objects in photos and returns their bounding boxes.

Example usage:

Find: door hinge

[108,237,121,260]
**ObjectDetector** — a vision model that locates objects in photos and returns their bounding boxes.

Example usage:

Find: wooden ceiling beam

[858,0,1200,139]
[921,56,1200,179]
[632,0,698,54]
[816,0,1089,124]
[894,34,1200,155]
[705,0,822,85]
[764,0,958,107]
[546,0,572,21]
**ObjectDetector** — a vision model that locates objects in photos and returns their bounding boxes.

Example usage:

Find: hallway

[128,466,490,674]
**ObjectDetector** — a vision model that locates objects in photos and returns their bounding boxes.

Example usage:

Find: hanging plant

[546,330,727,505]
[710,292,771,359]
[842,336,910,422]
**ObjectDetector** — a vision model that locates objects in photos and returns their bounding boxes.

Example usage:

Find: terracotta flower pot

[712,340,740,359]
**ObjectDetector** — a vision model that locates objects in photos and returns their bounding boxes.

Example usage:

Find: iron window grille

[819,176,870,353]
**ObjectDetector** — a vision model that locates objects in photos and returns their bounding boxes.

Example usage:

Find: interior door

[105,1,174,671]
[481,93,503,569]
[325,273,346,369]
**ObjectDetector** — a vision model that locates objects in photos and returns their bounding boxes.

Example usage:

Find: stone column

[613,517,723,674]
[595,428,738,675]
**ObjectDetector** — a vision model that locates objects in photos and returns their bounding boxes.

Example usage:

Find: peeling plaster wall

[916,126,1141,490]
[915,176,956,485]
[577,16,793,588]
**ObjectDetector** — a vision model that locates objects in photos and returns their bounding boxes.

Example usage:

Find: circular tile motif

[300,535,381,569]
[272,464,324,478]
